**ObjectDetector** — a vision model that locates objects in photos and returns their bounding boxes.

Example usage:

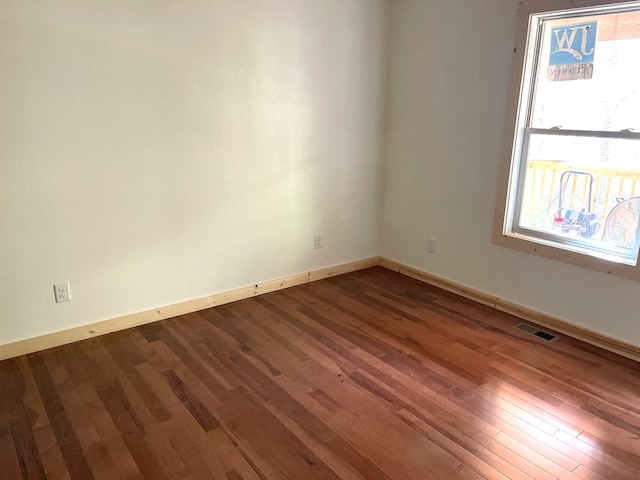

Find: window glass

[497,1,640,272]
[531,11,640,132]
[519,135,640,239]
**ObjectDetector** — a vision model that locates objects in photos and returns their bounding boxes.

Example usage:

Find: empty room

[2,0,639,478]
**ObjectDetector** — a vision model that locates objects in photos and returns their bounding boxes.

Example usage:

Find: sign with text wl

[548,21,597,81]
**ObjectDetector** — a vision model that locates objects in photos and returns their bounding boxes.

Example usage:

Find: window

[494,0,640,279]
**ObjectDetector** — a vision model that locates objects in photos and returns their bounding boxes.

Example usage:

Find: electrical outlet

[427,238,437,254]
[54,282,71,303]
[314,234,323,249]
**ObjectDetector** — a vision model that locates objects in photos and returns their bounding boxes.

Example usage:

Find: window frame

[493,0,640,281]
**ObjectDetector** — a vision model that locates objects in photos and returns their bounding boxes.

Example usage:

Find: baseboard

[3,255,638,364]
[379,257,640,363]
[0,257,378,361]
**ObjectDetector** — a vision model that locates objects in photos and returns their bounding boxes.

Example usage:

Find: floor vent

[514,323,559,343]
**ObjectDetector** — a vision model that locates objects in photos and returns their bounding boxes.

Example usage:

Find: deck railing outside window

[520,160,640,236]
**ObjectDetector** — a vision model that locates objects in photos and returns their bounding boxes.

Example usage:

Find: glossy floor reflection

[1,267,639,479]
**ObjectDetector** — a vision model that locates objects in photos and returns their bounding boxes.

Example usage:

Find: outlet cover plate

[54,283,71,303]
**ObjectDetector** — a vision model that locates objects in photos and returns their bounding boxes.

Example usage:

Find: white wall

[4,0,638,350]
[382,0,640,346]
[0,0,387,344]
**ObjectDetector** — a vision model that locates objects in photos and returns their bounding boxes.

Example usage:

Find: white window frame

[493,0,640,281]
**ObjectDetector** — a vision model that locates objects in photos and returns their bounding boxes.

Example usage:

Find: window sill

[491,228,640,281]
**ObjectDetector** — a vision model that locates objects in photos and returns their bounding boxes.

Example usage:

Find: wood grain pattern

[378,258,640,363]
[1,267,639,479]
[0,258,378,362]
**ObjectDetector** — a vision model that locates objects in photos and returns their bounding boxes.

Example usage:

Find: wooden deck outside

[521,160,640,233]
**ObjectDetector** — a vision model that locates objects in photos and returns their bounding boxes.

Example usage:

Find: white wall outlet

[427,237,437,254]
[54,282,71,303]
[314,234,323,249]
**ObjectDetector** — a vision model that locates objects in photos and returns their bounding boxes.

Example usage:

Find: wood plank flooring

[1,266,639,479]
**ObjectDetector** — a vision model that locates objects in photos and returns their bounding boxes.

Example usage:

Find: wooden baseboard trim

[4,255,638,364]
[0,257,378,361]
[379,257,640,363]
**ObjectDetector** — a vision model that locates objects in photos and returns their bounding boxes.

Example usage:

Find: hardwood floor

[1,267,639,479]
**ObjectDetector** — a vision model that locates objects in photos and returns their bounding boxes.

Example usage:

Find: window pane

[530,11,640,131]
[518,134,640,257]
